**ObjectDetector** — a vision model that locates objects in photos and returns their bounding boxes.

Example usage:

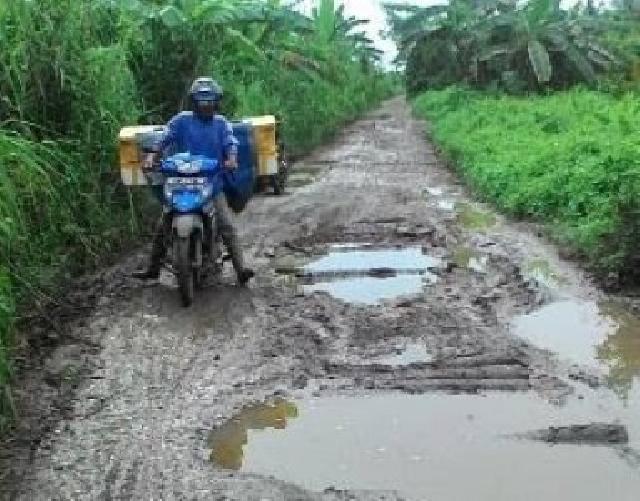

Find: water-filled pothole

[301,246,440,304]
[209,394,640,500]
[512,300,640,399]
[287,173,316,188]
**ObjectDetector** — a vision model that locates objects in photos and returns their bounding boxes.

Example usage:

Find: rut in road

[0,97,615,500]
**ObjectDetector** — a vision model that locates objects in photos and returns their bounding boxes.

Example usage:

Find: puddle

[305,247,440,274]
[304,275,433,304]
[302,247,439,304]
[512,300,640,398]
[209,399,298,470]
[287,174,316,188]
[369,342,432,366]
[424,186,444,197]
[456,203,496,230]
[210,394,640,500]
[453,246,488,273]
[437,199,456,210]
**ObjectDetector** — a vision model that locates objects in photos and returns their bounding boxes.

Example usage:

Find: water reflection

[512,300,640,399]
[597,303,640,400]
[210,394,640,500]
[301,246,439,304]
[305,247,440,273]
[209,399,298,470]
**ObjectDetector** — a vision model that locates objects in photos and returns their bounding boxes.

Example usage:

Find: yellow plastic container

[243,115,278,176]
[118,125,164,185]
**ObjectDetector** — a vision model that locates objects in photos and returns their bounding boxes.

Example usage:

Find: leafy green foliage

[384,0,619,93]
[414,87,640,277]
[0,0,395,430]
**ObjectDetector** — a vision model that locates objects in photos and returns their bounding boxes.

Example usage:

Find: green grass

[0,0,395,431]
[414,87,640,277]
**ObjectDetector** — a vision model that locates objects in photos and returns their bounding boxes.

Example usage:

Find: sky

[297,0,448,66]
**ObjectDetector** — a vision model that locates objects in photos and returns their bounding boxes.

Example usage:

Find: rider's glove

[224,154,238,170]
[142,152,157,171]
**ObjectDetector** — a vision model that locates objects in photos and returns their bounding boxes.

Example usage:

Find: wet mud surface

[1,97,640,500]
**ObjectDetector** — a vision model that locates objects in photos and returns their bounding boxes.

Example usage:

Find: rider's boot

[228,240,254,286]
[132,219,167,280]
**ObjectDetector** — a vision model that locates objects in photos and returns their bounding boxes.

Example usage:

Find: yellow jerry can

[118,125,165,186]
[243,115,278,176]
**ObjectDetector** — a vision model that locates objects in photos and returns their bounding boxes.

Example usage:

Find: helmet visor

[193,95,216,117]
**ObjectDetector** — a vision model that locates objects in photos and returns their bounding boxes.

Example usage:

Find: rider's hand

[142,152,156,171]
[224,155,238,170]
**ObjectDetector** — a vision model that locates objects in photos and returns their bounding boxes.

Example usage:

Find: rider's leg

[132,213,170,279]
[213,194,254,284]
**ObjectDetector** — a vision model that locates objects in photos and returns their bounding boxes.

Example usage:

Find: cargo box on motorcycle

[118,125,166,185]
[118,115,287,208]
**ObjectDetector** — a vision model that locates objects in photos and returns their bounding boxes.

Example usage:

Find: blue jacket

[156,111,238,166]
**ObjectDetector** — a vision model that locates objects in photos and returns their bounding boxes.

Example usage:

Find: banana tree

[384,0,482,92]
[476,0,617,88]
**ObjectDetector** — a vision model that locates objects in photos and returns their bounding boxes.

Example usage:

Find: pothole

[287,173,316,188]
[209,393,640,500]
[511,300,640,399]
[299,246,441,304]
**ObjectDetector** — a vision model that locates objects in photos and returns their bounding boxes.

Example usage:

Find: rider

[133,77,254,285]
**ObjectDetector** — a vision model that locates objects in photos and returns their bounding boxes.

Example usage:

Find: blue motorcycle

[151,152,223,306]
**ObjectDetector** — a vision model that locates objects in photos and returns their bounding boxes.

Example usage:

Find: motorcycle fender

[172,214,203,238]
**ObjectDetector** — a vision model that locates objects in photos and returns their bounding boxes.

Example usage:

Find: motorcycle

[148,152,223,307]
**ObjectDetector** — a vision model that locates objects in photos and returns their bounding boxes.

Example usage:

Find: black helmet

[189,77,223,119]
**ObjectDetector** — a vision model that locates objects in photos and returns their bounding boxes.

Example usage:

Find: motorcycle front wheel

[174,236,195,307]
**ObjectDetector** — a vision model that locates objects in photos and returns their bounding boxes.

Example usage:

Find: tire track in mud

[0,97,620,500]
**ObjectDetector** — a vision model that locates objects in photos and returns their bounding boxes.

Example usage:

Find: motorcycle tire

[174,236,195,307]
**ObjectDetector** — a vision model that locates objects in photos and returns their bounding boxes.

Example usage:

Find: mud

[517,423,629,444]
[1,97,639,500]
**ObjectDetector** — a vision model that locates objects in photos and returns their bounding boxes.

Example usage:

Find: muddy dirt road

[2,98,640,500]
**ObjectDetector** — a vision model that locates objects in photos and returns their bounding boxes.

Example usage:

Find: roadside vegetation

[0,0,395,431]
[384,0,640,280]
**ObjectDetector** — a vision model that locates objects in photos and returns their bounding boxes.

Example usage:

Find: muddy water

[304,275,432,304]
[305,247,440,274]
[210,394,640,501]
[302,247,440,304]
[512,300,640,397]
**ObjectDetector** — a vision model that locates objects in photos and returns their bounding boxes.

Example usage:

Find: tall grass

[0,0,395,431]
[414,87,640,278]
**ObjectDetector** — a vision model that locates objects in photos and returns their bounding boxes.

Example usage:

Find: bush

[414,87,640,278]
